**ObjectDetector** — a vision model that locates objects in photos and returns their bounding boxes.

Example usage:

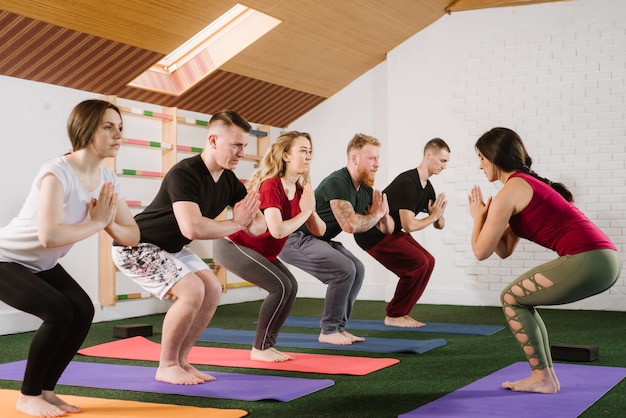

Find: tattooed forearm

[331,200,380,233]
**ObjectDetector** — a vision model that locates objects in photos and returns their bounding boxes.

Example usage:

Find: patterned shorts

[111,243,208,300]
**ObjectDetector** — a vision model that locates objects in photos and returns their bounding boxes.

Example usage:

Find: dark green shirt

[300,167,373,241]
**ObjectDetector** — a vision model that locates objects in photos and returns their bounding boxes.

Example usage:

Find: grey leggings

[501,249,621,370]
[213,238,297,350]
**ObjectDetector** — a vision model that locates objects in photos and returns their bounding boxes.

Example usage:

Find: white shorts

[111,243,209,300]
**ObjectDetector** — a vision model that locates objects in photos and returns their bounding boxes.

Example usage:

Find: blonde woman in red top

[214,131,325,362]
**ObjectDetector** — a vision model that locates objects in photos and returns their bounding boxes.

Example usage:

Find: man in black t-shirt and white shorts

[112,110,266,385]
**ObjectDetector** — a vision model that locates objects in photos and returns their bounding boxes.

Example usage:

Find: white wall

[289,0,626,311]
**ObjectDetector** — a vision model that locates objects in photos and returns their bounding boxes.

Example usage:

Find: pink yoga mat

[78,336,399,375]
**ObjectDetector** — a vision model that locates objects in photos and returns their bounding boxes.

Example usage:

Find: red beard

[357,167,376,187]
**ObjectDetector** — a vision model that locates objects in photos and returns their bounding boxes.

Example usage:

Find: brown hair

[424,137,450,155]
[67,99,122,151]
[476,127,573,202]
[208,110,251,133]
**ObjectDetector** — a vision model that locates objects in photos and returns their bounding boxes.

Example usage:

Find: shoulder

[260,177,282,189]
[36,156,70,187]
[319,168,349,187]
[496,175,533,213]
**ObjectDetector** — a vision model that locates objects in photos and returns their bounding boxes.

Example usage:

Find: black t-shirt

[300,167,373,241]
[134,155,247,253]
[354,168,435,250]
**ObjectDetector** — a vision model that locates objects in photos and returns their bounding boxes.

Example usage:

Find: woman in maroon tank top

[468,127,620,394]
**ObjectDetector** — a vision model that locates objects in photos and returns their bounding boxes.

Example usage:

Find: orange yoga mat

[0,389,248,418]
[78,336,399,375]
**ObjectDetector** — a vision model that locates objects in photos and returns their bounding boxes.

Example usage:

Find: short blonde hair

[346,133,380,155]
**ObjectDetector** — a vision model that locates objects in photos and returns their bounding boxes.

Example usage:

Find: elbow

[179,224,200,241]
[38,235,55,248]
[38,229,59,248]
[341,223,358,234]
[472,248,492,261]
[268,227,288,240]
[117,230,140,247]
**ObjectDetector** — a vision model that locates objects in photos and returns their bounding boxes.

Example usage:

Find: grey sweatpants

[279,231,364,334]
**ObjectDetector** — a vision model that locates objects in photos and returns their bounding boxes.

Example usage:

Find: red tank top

[508,172,615,256]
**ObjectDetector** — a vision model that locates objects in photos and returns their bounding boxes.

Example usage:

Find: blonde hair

[346,133,380,155]
[246,131,312,191]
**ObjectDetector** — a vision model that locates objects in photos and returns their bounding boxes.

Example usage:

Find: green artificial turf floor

[1,298,624,417]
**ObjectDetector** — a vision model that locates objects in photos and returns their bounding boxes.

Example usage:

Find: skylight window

[128,4,281,96]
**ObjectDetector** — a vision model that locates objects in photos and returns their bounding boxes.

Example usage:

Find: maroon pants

[365,232,435,317]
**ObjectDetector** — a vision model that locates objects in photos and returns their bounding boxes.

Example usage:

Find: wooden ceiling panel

[446,0,567,12]
[223,0,449,97]
[0,0,563,127]
[0,0,238,53]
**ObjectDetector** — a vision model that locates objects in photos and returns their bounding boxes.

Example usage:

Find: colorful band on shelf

[123,138,172,149]
[176,145,204,153]
[127,107,173,120]
[119,169,163,177]
[116,292,153,301]
[177,116,209,126]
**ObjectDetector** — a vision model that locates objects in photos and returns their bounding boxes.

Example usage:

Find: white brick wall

[445,4,626,302]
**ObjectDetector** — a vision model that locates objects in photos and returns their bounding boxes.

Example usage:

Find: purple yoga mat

[399,362,626,417]
[0,360,334,402]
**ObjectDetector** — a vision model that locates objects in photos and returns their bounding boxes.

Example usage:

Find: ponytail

[526,170,574,202]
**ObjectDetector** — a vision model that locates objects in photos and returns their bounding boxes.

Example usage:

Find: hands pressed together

[368,189,390,222]
[468,185,491,222]
[232,190,261,230]
[89,182,118,227]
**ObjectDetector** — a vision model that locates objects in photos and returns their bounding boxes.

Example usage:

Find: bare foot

[182,363,216,382]
[156,364,204,385]
[269,347,294,360]
[341,330,365,342]
[548,367,561,392]
[319,332,353,345]
[16,393,67,417]
[251,347,290,362]
[42,390,81,413]
[502,368,559,393]
[384,315,425,328]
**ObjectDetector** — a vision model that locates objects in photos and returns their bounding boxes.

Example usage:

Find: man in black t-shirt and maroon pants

[355,138,450,328]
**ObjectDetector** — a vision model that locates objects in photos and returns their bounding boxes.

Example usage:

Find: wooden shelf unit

[98,96,270,306]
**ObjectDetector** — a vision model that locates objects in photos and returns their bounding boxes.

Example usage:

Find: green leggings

[500,249,621,370]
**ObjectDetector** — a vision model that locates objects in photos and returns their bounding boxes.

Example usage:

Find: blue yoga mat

[0,360,333,402]
[399,362,626,417]
[280,316,504,336]
[199,328,446,354]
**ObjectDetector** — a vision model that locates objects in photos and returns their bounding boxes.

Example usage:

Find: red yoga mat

[78,336,399,375]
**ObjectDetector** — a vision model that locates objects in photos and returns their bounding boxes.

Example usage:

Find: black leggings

[0,262,94,395]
